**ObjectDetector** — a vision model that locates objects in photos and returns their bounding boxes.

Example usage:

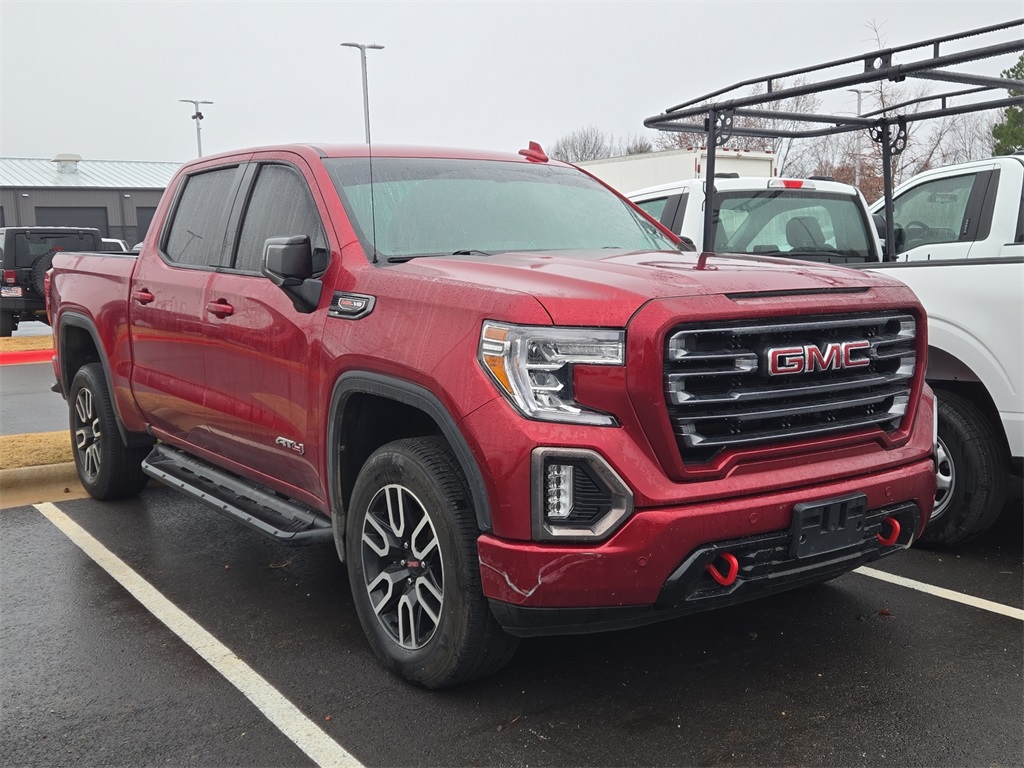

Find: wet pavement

[2,484,1021,767]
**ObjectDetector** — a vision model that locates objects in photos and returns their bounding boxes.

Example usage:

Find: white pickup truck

[867,155,1023,545]
[628,162,1023,545]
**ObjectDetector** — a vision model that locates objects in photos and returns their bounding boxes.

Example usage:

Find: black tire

[69,363,149,500]
[345,436,518,688]
[920,389,1008,547]
[30,250,56,296]
[0,311,14,337]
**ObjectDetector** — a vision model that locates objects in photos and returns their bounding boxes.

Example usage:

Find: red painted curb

[0,349,54,365]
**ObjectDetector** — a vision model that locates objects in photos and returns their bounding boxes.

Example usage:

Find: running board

[142,444,333,546]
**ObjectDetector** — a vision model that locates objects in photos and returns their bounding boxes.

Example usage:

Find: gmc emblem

[767,340,871,375]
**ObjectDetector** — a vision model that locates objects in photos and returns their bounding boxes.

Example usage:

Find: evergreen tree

[992,54,1024,155]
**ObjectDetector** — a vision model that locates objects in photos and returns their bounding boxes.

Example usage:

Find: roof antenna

[519,141,549,163]
[342,41,384,263]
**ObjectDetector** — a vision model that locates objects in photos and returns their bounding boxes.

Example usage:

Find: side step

[142,444,333,546]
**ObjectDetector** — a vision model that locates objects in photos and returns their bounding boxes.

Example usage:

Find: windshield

[324,157,677,261]
[711,190,873,260]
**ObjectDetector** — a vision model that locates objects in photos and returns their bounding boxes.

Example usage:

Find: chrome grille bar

[663,312,917,462]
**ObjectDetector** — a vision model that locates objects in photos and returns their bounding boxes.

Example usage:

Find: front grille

[664,312,916,463]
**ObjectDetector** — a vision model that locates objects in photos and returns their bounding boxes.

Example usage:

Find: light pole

[341,42,384,144]
[847,88,870,188]
[180,99,213,157]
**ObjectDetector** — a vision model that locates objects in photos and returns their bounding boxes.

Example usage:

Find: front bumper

[479,456,934,637]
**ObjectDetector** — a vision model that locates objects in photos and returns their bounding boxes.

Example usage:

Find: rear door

[200,154,333,503]
[129,163,245,452]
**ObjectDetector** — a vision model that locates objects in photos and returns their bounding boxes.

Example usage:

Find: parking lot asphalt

[2,484,1021,767]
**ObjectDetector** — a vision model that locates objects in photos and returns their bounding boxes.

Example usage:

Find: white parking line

[855,565,1024,621]
[34,502,362,768]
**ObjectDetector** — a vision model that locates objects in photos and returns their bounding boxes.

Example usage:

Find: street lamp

[847,88,870,188]
[341,42,384,144]
[180,99,213,157]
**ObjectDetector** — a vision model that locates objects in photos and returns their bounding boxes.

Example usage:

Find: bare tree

[617,133,654,155]
[549,125,613,163]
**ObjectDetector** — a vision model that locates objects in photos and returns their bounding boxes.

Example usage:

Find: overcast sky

[1,1,1021,163]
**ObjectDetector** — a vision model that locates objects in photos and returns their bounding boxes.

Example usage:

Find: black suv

[0,227,103,336]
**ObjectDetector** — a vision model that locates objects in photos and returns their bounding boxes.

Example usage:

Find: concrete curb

[0,462,88,509]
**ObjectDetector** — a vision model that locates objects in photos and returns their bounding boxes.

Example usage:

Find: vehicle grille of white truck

[664,312,916,463]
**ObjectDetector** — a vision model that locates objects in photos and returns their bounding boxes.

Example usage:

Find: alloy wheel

[932,436,955,522]
[360,483,444,650]
[74,387,102,481]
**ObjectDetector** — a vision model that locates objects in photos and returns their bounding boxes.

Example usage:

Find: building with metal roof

[0,155,181,245]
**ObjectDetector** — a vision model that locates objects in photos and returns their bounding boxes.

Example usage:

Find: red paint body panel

[47,143,937,628]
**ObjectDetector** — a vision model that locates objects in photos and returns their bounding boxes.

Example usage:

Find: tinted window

[891,173,977,251]
[12,231,103,267]
[324,157,676,261]
[235,164,327,274]
[164,167,238,267]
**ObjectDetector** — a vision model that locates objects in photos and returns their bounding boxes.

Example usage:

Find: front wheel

[69,363,149,500]
[920,390,1008,547]
[345,437,518,688]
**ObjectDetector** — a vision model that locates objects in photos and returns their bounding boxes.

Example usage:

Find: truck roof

[628,176,861,199]
[186,143,560,166]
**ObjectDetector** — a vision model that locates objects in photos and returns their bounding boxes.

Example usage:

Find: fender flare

[57,311,152,449]
[326,372,493,538]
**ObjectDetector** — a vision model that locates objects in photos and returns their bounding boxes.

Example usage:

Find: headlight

[479,321,625,426]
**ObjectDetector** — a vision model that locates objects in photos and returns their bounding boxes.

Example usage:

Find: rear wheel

[69,363,149,500]
[345,436,518,688]
[920,389,1008,547]
[0,311,14,337]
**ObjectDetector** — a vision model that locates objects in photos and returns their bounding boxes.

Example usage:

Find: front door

[200,158,332,505]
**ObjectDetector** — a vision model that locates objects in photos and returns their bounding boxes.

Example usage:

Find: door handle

[205,300,235,318]
[132,289,155,305]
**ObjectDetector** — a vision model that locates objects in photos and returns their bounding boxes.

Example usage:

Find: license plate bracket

[789,492,868,559]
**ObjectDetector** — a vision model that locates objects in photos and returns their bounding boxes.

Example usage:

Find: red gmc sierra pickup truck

[47,142,936,687]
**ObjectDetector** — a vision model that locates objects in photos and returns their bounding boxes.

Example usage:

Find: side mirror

[261,235,322,313]
[872,213,886,238]
[263,236,313,285]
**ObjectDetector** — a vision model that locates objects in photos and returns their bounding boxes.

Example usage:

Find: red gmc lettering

[805,343,842,371]
[769,346,806,374]
[842,340,871,368]
[768,341,872,375]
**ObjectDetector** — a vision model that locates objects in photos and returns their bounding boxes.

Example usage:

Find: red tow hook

[706,552,739,586]
[876,517,901,547]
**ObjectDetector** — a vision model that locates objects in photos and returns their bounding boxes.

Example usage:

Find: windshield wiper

[386,249,492,264]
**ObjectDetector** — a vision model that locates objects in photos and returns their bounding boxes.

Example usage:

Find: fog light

[532,448,634,542]
[546,464,575,520]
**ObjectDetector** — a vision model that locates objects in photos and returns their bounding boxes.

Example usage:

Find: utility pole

[341,42,384,144]
[180,99,213,157]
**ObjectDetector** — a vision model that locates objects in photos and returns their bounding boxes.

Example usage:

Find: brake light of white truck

[768,179,816,190]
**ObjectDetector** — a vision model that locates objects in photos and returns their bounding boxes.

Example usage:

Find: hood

[396,249,905,326]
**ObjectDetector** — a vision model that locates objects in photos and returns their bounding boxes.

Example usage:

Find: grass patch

[0,336,54,353]
[0,431,73,470]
